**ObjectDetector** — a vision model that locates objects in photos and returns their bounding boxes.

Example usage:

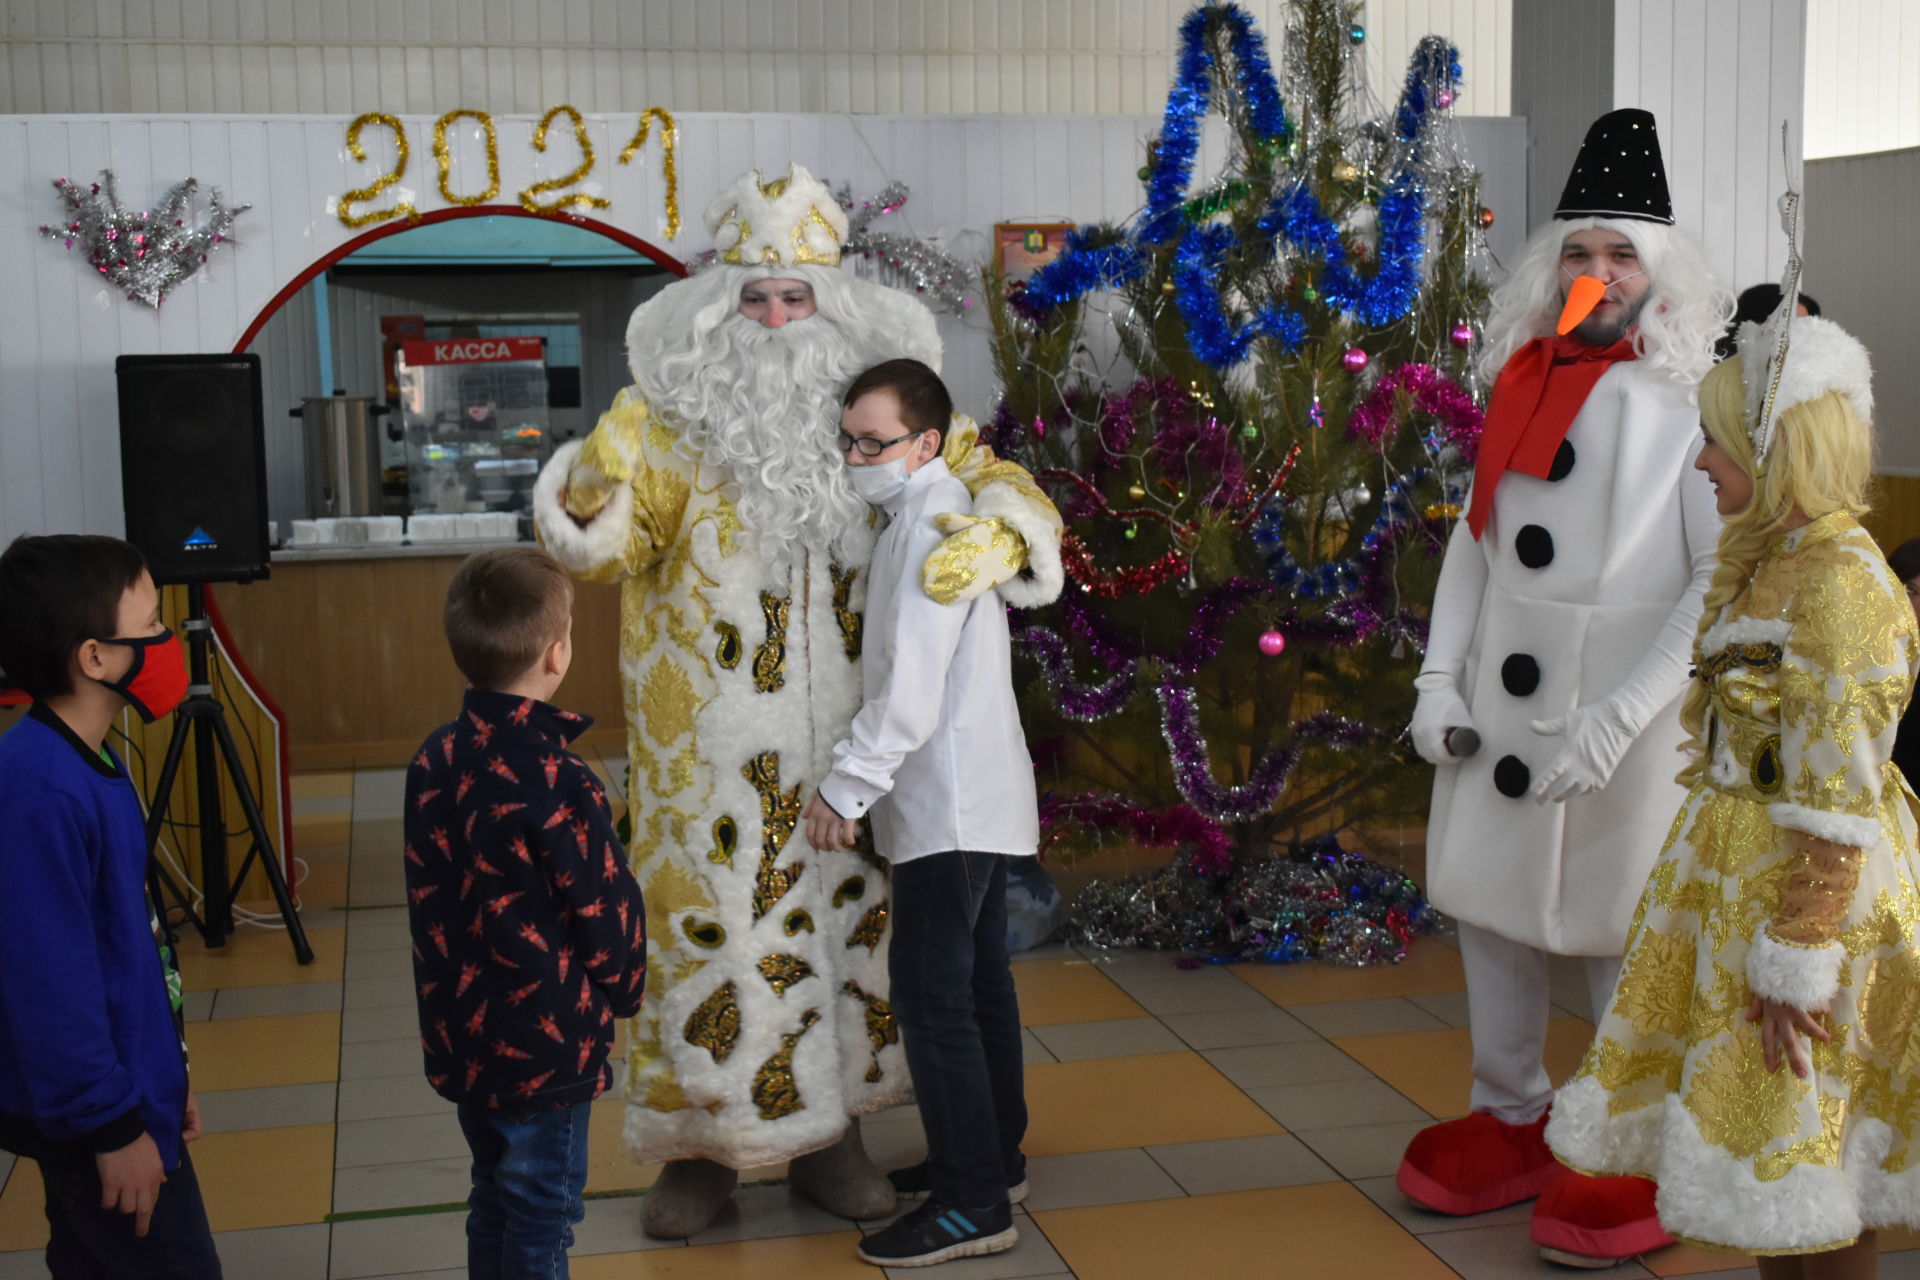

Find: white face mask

[846,456,911,505]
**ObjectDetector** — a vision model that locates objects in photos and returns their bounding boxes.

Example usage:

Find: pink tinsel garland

[1346,363,1483,460]
[1039,793,1234,876]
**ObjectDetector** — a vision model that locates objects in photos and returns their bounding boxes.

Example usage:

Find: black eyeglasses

[838,428,926,457]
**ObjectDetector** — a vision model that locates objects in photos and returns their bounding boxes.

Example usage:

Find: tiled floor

[10,763,1920,1277]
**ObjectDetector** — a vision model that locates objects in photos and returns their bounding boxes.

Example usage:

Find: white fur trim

[1768,801,1881,848]
[1848,1118,1920,1230]
[1745,929,1844,1012]
[1698,614,1791,658]
[1739,314,1875,437]
[532,439,635,575]
[973,480,1064,609]
[1547,1074,1665,1178]
[702,163,851,268]
[1653,1094,1861,1252]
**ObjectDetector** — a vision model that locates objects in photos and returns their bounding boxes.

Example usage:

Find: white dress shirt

[818,458,1040,864]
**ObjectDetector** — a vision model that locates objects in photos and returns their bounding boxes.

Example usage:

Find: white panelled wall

[0,1,1513,118]
[0,110,1529,543]
[1805,0,1920,159]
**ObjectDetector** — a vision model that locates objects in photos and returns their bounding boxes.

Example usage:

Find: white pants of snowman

[1459,922,1623,1125]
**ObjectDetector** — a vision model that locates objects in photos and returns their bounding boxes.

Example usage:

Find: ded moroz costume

[531,164,1062,1238]
[1396,109,1729,1265]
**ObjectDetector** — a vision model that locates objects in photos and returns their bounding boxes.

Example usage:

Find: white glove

[1410,671,1476,766]
[1530,699,1636,803]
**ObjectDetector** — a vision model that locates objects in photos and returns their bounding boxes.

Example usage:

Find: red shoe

[1396,1112,1568,1216]
[1530,1173,1672,1268]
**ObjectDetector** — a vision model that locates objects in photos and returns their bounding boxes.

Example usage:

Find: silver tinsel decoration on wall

[829,180,980,315]
[688,179,980,316]
[38,171,250,308]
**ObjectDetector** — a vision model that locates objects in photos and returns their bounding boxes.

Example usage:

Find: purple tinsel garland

[1346,362,1484,460]
[1156,681,1301,821]
[1013,625,1140,721]
[1040,792,1234,877]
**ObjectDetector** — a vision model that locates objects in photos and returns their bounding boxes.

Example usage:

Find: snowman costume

[1396,109,1728,1267]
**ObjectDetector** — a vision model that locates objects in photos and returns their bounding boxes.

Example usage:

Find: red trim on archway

[231,204,688,353]
[213,204,680,843]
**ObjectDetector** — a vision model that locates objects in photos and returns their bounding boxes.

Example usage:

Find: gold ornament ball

[1333,161,1360,185]
[1161,279,1177,294]
[1127,483,1147,500]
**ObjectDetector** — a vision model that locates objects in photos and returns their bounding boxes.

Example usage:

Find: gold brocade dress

[1546,512,1920,1255]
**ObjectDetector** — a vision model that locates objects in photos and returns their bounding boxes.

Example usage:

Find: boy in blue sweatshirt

[405,546,647,1279]
[0,534,221,1278]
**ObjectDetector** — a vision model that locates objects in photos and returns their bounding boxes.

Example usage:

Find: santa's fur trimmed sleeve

[972,479,1064,608]
[533,439,638,580]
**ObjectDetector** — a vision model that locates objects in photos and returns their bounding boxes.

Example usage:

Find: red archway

[232,204,688,353]
[211,206,681,857]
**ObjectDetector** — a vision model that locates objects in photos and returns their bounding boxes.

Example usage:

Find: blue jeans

[888,851,1029,1210]
[38,1148,222,1279]
[457,1100,591,1280]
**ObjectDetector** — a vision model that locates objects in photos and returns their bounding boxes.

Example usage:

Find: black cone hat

[1554,108,1673,224]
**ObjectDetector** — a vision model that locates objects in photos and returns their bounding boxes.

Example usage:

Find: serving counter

[214,541,626,768]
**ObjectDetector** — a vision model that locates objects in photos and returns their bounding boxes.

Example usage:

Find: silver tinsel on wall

[688,179,980,316]
[38,171,250,308]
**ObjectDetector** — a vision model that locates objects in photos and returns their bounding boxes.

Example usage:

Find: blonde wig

[1675,354,1876,776]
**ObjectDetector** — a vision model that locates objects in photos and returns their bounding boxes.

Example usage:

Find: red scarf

[1466,333,1637,539]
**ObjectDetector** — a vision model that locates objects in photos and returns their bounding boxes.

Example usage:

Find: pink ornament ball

[1450,323,1476,348]
[1437,90,1455,108]
[1341,346,1369,373]
[1258,630,1287,656]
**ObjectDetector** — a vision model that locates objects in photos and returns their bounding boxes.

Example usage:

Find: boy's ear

[921,428,942,463]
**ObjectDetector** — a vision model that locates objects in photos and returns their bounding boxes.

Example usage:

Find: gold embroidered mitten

[921,513,1029,606]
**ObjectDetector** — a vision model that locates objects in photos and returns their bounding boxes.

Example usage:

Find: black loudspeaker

[115,353,270,585]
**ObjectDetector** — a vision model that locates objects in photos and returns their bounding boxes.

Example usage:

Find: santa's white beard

[645,311,874,578]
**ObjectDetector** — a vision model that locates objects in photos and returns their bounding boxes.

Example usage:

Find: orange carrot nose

[1556,274,1608,335]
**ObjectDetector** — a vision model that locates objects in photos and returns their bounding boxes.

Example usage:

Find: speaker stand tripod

[144,584,314,964]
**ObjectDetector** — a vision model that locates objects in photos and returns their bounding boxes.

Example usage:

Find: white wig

[1478,216,1732,392]
[623,263,942,574]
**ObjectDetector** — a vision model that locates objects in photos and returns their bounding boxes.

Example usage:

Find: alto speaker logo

[183,527,219,551]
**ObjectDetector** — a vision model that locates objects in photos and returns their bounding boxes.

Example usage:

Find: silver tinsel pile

[1068,841,1439,968]
[38,171,249,308]
[687,179,979,316]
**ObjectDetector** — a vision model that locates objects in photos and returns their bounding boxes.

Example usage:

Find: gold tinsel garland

[338,112,419,229]
[522,105,611,215]
[617,107,681,239]
[432,109,501,207]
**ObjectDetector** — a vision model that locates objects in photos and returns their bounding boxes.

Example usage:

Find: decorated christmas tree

[988,0,1493,964]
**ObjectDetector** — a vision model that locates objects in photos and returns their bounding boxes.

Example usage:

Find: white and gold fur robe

[533,391,1060,1166]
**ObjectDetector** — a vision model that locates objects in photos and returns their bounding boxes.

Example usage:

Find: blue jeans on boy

[37,1148,222,1279]
[456,1099,591,1280]
[888,851,1029,1210]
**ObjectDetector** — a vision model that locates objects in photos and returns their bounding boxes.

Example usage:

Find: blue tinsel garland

[1172,224,1309,366]
[1252,468,1450,600]
[1012,4,1465,372]
[1142,4,1290,245]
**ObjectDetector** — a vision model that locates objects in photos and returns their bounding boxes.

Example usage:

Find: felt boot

[1531,1172,1672,1268]
[788,1118,897,1221]
[1397,1111,1567,1215]
[641,1157,739,1239]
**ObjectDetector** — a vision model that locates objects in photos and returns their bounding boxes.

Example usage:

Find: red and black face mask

[95,629,189,723]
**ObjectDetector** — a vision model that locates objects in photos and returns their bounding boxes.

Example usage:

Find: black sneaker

[886,1161,1030,1206]
[857,1199,1018,1268]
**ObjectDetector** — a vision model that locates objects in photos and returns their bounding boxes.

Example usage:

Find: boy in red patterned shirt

[404,547,646,1279]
